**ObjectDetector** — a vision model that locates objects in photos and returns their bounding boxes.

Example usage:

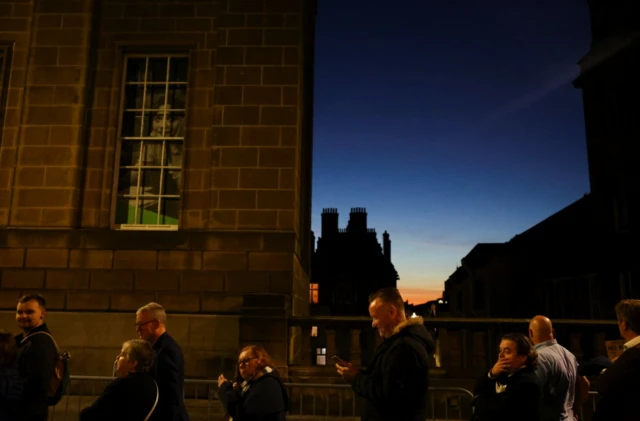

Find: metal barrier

[48,376,475,421]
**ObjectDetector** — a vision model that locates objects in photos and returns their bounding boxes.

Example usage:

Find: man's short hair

[18,294,46,309]
[0,329,18,368]
[615,299,640,335]
[123,339,155,372]
[137,302,167,325]
[369,288,405,313]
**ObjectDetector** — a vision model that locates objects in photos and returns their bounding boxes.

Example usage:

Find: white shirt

[623,335,640,351]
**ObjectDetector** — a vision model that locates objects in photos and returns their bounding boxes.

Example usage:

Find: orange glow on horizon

[399,287,443,305]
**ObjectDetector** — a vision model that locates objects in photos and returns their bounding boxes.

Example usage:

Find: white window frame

[112,53,189,231]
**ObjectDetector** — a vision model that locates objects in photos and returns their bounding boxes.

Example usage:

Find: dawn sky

[310,0,593,304]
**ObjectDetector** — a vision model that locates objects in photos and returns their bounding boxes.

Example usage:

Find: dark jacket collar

[15,323,50,344]
[152,331,169,350]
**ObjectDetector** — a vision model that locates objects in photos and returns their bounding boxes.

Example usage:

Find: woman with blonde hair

[218,346,289,421]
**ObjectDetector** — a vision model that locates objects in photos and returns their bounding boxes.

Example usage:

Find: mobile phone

[331,355,347,365]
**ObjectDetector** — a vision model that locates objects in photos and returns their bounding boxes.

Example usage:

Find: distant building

[310,207,398,316]
[445,0,640,323]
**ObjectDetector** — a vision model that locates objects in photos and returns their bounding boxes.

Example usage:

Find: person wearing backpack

[14,294,58,421]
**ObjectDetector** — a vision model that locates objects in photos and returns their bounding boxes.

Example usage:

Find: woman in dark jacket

[0,329,23,421]
[218,346,289,421]
[472,333,541,421]
[80,339,158,421]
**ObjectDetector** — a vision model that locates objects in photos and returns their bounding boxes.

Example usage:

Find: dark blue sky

[310,0,593,303]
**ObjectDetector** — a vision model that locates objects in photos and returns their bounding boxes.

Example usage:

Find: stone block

[113,250,157,270]
[211,126,241,146]
[248,252,292,271]
[239,168,279,189]
[262,66,298,85]
[0,289,22,310]
[90,270,134,290]
[237,210,278,228]
[258,147,295,167]
[225,271,270,293]
[201,293,243,313]
[214,86,242,105]
[218,190,257,209]
[215,47,244,65]
[25,248,69,268]
[243,86,281,105]
[225,66,261,85]
[135,271,180,291]
[46,270,89,289]
[202,251,248,271]
[220,147,258,167]
[223,105,260,125]
[227,29,263,46]
[67,291,110,310]
[241,126,280,146]
[257,190,294,209]
[158,251,203,271]
[216,13,247,28]
[180,271,225,292]
[269,271,293,293]
[278,168,295,189]
[245,46,282,64]
[156,293,201,313]
[212,168,239,189]
[264,29,300,46]
[261,106,297,125]
[69,249,113,269]
[110,291,158,311]
[185,315,240,350]
[0,248,25,267]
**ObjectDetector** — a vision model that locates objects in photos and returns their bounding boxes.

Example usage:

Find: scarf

[240,366,274,396]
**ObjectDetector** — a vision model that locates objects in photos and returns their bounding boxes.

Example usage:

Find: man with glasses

[136,302,189,421]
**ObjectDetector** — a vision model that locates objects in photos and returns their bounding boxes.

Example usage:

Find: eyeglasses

[135,320,155,328]
[238,357,257,366]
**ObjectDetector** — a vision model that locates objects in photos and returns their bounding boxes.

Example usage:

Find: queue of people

[2,291,639,421]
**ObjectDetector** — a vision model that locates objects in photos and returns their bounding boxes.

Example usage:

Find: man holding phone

[336,288,435,421]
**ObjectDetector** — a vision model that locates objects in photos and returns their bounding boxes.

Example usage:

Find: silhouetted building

[444,0,640,323]
[310,208,398,316]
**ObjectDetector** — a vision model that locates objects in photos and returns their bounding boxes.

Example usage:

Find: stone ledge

[0,228,295,251]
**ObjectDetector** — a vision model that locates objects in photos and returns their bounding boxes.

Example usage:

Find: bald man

[529,315,590,421]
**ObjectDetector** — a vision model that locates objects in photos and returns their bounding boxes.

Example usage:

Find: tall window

[114,54,189,230]
[310,283,319,304]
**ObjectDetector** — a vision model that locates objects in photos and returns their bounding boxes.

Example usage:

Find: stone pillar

[349,328,361,365]
[8,0,94,227]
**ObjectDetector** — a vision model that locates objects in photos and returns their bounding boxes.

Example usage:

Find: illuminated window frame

[112,53,189,231]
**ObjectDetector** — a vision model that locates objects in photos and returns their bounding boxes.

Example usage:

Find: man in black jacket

[336,288,435,421]
[14,294,58,421]
[136,302,190,421]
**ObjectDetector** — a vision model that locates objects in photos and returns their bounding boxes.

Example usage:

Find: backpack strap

[20,331,60,353]
[144,380,159,421]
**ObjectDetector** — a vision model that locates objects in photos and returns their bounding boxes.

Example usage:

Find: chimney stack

[321,208,339,238]
[383,230,391,261]
[347,207,367,233]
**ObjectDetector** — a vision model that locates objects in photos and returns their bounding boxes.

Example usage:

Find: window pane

[138,198,160,224]
[165,141,183,166]
[124,85,147,110]
[161,199,180,225]
[166,85,187,109]
[119,140,141,167]
[164,171,181,196]
[169,57,189,82]
[121,112,143,137]
[126,58,147,82]
[148,57,168,82]
[115,198,137,224]
[141,169,161,194]
[142,141,163,165]
[117,169,139,195]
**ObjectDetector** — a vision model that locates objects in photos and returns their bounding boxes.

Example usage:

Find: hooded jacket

[352,316,435,421]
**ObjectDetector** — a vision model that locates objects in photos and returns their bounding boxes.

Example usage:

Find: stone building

[0,0,316,378]
[310,207,398,316]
